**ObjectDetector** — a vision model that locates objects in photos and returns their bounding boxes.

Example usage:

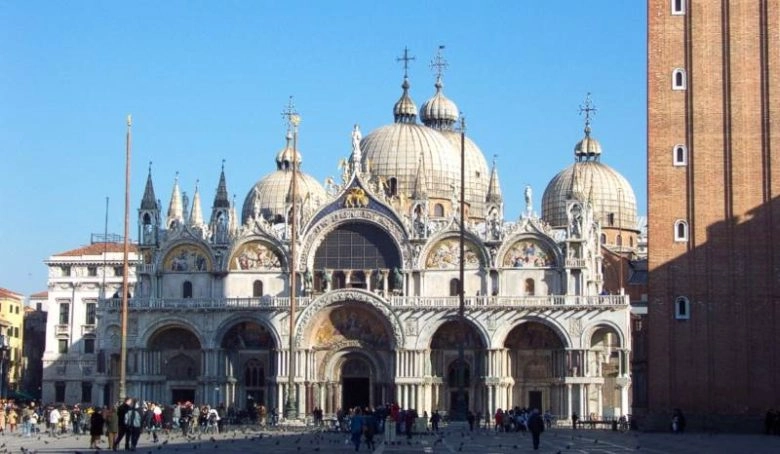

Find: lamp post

[453,114,467,422]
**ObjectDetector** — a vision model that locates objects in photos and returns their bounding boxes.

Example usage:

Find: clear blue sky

[0,1,646,296]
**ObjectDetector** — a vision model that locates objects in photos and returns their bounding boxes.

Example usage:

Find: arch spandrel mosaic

[425,238,481,269]
[221,322,275,349]
[504,323,564,350]
[230,241,282,271]
[311,305,391,349]
[502,240,555,268]
[163,245,212,272]
[430,321,484,349]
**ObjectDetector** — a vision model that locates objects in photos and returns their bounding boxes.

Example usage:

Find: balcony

[99,293,629,312]
[81,324,96,335]
[136,264,154,274]
[55,324,70,335]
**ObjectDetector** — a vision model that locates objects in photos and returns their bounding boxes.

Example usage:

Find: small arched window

[674,219,689,242]
[671,0,685,15]
[617,234,623,247]
[675,296,690,320]
[525,278,535,296]
[434,203,445,217]
[673,145,688,166]
[182,281,193,299]
[600,233,607,244]
[253,280,263,297]
[449,278,461,297]
[629,236,634,247]
[672,68,687,90]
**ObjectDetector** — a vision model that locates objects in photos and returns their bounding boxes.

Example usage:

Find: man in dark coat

[527,409,545,450]
[114,398,133,451]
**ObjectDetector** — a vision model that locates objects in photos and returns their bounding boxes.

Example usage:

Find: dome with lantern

[241,131,326,224]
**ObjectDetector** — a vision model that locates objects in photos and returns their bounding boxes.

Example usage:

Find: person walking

[105,405,118,451]
[527,409,545,450]
[114,398,133,451]
[349,408,364,452]
[47,406,60,437]
[125,401,144,451]
[89,407,105,449]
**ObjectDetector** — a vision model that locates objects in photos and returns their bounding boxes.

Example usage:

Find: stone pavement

[0,425,777,454]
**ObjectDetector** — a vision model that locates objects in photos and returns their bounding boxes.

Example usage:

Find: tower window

[183,281,193,298]
[600,233,606,244]
[617,234,623,247]
[607,213,616,226]
[674,219,689,242]
[672,68,687,90]
[675,296,690,320]
[671,0,685,15]
[434,203,445,217]
[673,145,687,166]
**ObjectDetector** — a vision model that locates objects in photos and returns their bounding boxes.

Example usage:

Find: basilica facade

[90,68,637,421]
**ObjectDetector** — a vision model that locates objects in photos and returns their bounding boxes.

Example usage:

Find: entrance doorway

[528,391,542,411]
[449,391,470,414]
[171,388,195,404]
[342,377,370,410]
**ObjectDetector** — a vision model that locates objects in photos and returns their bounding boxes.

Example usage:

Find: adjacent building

[0,287,25,398]
[647,0,780,430]
[40,238,138,404]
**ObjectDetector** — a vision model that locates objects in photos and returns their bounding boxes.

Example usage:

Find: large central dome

[360,77,463,205]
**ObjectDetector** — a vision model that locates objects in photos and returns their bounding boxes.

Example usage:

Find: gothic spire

[212,160,231,209]
[189,180,205,227]
[166,173,183,228]
[485,156,503,204]
[411,154,428,199]
[140,162,158,210]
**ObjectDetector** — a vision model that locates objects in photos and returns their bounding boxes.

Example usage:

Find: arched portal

[220,321,276,411]
[504,322,565,414]
[148,327,201,404]
[306,302,394,414]
[589,326,624,419]
[313,222,401,292]
[430,320,485,414]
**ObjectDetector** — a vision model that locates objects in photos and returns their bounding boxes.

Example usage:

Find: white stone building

[41,238,138,404]
[52,65,637,421]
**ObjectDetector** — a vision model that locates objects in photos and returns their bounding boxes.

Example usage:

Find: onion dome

[393,78,418,123]
[419,77,459,130]
[438,131,490,218]
[242,133,326,224]
[574,124,602,159]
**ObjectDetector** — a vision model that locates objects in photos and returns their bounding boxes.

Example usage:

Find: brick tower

[647,0,780,431]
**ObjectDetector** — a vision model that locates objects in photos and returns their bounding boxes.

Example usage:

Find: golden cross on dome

[396,46,416,79]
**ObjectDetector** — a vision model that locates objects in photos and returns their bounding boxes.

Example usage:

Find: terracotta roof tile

[0,287,23,300]
[54,242,139,257]
[30,291,49,298]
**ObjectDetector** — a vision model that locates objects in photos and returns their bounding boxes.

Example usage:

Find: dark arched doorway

[148,327,201,404]
[504,322,565,413]
[221,321,276,410]
[341,356,372,410]
[430,320,485,414]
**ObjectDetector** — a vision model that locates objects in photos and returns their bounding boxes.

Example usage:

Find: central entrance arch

[340,355,372,410]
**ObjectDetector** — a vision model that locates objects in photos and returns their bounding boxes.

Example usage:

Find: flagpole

[119,114,132,401]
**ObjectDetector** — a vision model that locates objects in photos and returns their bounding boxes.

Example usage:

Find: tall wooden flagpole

[283,98,300,419]
[119,114,132,401]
